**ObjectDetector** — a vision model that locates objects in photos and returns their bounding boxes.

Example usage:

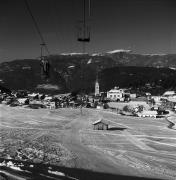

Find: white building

[162,91,176,102]
[18,98,28,105]
[151,96,161,102]
[163,91,176,97]
[174,105,176,111]
[137,110,158,118]
[130,93,137,98]
[28,93,39,98]
[107,87,126,101]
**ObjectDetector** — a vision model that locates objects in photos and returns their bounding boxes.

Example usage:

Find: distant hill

[0,85,11,94]
[100,66,176,95]
[0,50,176,94]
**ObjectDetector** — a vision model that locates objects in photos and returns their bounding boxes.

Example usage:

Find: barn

[92,119,109,130]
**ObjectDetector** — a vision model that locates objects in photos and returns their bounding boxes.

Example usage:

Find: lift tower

[77,0,91,114]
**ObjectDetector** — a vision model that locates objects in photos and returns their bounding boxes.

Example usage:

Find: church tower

[95,73,99,96]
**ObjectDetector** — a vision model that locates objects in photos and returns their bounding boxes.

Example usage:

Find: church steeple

[95,71,99,96]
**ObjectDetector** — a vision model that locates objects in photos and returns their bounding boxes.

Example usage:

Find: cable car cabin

[77,38,90,42]
[77,24,90,42]
[92,119,109,130]
[40,57,50,80]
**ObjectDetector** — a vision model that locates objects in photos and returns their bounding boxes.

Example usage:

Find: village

[0,80,176,119]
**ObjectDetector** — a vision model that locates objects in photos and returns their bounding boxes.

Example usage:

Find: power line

[24,0,50,55]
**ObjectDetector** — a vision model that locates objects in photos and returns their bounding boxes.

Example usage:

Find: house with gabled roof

[92,119,109,130]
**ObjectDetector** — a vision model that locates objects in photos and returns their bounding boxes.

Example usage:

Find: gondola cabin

[77,24,90,42]
[92,119,108,130]
[40,57,50,80]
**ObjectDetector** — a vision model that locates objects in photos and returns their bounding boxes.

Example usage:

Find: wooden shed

[92,119,109,130]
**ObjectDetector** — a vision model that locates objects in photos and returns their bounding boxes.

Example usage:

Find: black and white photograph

[0,0,176,179]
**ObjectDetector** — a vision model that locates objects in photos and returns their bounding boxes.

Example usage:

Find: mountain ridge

[0,50,176,94]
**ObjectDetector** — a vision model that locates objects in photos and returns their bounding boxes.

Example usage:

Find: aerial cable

[89,0,91,17]
[24,0,50,55]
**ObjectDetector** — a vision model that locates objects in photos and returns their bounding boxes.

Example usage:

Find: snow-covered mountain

[106,49,132,54]
[1,50,176,94]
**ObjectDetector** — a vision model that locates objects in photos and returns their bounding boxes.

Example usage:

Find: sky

[0,0,176,62]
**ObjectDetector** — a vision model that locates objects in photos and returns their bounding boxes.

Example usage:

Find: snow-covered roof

[68,65,75,69]
[44,96,52,100]
[108,90,121,93]
[163,91,176,96]
[28,93,38,97]
[18,98,27,103]
[106,49,132,54]
[108,88,125,93]
[92,119,109,125]
[140,111,158,115]
[169,67,176,70]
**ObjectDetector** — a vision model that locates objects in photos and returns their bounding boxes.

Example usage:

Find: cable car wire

[24,0,50,55]
[89,0,91,17]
